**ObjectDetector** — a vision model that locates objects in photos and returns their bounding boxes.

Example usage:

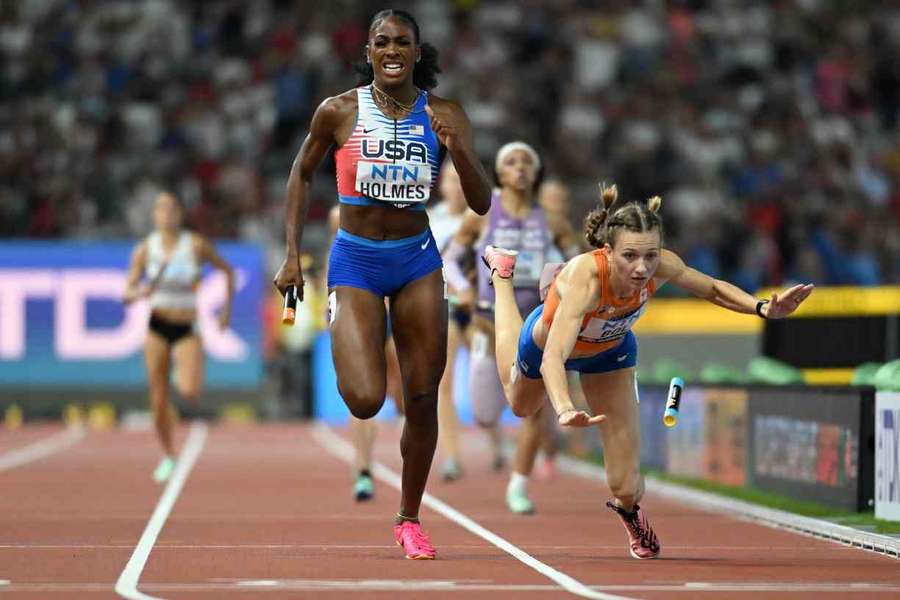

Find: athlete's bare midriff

[338,203,429,240]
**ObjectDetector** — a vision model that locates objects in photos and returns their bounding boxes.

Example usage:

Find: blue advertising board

[0,241,264,389]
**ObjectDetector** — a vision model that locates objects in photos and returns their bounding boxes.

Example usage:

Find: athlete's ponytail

[584,183,618,248]
[355,9,442,90]
[583,184,664,249]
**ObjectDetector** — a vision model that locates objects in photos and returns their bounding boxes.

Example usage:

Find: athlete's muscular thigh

[389,270,448,400]
[330,286,389,417]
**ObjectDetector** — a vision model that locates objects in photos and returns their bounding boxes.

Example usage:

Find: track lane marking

[5,580,900,594]
[114,422,207,600]
[312,423,635,600]
[0,426,86,472]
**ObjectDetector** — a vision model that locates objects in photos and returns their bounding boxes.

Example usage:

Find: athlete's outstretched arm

[426,98,491,215]
[273,97,345,300]
[657,249,814,318]
[540,255,605,427]
[123,242,148,305]
[197,236,235,329]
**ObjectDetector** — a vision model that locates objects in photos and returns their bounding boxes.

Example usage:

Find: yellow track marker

[4,404,23,430]
[63,404,85,428]
[88,402,116,431]
[220,402,256,424]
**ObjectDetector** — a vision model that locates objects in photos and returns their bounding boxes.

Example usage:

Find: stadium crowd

[1,0,898,288]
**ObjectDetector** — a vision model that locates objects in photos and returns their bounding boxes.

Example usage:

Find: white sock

[507,471,529,494]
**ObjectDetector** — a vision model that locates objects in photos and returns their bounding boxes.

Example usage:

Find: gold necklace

[371,84,418,115]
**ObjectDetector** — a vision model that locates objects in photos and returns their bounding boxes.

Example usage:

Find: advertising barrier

[876,391,900,520]
[747,386,874,511]
[0,241,264,389]
[633,384,870,511]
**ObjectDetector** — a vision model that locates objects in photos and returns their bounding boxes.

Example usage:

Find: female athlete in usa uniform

[482,184,813,560]
[273,9,491,560]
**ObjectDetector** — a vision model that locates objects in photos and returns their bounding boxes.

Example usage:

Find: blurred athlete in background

[443,141,577,514]
[123,191,235,483]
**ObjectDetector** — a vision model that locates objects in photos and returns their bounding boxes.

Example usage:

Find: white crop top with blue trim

[145,231,200,311]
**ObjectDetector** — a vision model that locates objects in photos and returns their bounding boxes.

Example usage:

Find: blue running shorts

[327,228,443,298]
[516,304,638,379]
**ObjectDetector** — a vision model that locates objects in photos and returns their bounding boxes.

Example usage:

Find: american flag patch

[409,124,424,136]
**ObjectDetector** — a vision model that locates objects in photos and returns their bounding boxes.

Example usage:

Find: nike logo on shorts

[617,354,628,362]
[421,238,431,250]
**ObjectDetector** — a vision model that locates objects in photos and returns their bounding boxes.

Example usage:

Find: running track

[2,422,899,599]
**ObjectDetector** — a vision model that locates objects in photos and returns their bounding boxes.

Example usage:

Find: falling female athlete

[482,184,813,559]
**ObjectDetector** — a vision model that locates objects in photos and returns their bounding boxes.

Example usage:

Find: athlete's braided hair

[355,9,441,90]
[583,183,663,248]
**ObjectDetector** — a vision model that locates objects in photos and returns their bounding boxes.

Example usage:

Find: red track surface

[2,422,899,599]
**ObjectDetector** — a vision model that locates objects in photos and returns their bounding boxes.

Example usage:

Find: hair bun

[599,183,617,209]
[647,196,662,213]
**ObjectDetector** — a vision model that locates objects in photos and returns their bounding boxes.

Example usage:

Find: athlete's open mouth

[383,62,404,74]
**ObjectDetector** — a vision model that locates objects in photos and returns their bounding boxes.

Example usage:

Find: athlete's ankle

[394,512,420,525]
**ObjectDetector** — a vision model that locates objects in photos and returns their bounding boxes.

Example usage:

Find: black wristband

[756,299,770,319]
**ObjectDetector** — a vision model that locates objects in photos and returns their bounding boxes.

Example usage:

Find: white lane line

[312,424,634,600]
[556,454,900,559]
[114,422,208,600]
[6,580,900,594]
[0,426,86,472]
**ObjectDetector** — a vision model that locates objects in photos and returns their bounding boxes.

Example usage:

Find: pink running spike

[482,245,518,281]
[394,521,436,560]
[606,501,661,559]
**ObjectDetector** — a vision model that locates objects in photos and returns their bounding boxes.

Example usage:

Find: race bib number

[579,306,646,344]
[355,161,432,204]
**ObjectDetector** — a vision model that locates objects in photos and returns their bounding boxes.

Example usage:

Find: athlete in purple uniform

[273,9,490,560]
[443,142,577,514]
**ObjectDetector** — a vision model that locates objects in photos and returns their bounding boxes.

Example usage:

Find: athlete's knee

[338,383,385,420]
[509,391,540,418]
[177,382,202,403]
[511,403,534,418]
[472,396,503,428]
[348,402,381,420]
[402,389,438,421]
[474,415,498,429]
